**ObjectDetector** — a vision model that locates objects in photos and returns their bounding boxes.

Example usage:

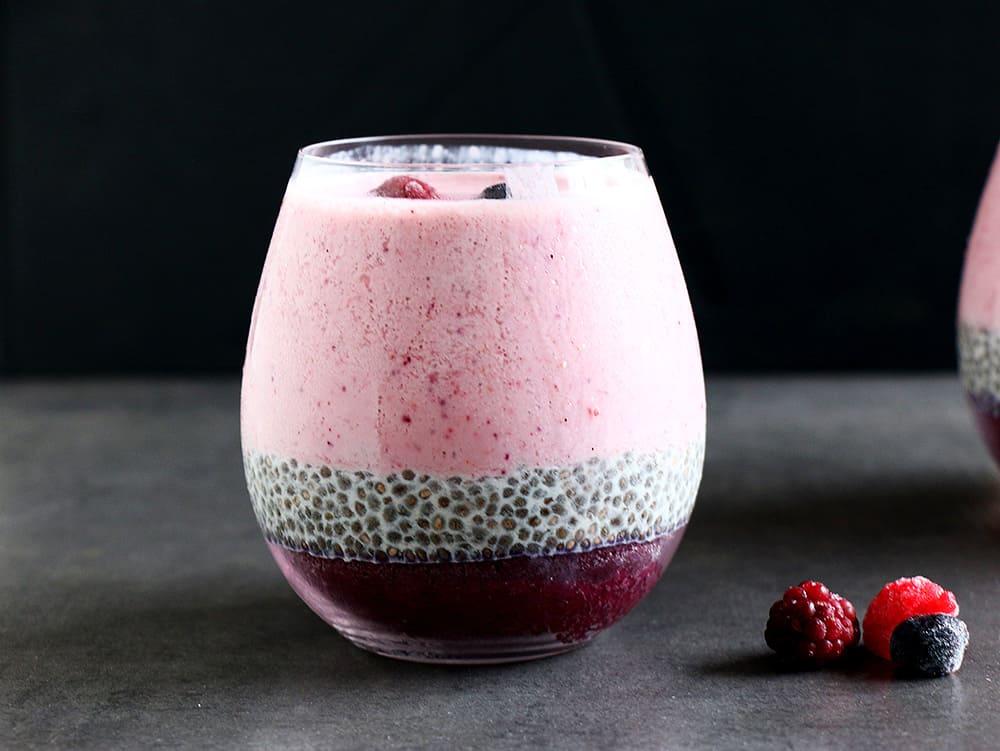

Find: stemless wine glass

[958,143,1000,464]
[241,135,705,663]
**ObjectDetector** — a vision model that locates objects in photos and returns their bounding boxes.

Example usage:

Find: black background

[4,1,999,375]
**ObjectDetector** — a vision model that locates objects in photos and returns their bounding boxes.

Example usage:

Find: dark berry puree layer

[268,527,686,661]
[966,392,1000,467]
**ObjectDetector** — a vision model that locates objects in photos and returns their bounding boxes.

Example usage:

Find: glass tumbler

[958,143,1000,465]
[241,135,705,663]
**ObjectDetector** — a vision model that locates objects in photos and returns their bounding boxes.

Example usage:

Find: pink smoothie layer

[242,169,704,475]
[958,143,1000,328]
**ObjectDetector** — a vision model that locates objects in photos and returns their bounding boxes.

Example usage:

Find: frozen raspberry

[890,614,969,677]
[765,581,860,665]
[371,175,439,199]
[863,576,959,661]
[480,182,510,199]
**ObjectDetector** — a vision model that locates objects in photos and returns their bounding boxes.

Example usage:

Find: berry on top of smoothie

[372,175,440,199]
[480,182,510,200]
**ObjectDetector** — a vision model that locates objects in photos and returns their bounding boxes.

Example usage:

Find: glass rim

[297,134,645,170]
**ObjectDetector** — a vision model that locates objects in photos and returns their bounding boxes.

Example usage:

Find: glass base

[335,629,586,665]
[268,527,686,664]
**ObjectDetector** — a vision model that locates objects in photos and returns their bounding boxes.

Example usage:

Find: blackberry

[765,581,860,665]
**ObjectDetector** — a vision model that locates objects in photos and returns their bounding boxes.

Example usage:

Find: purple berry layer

[269,526,686,658]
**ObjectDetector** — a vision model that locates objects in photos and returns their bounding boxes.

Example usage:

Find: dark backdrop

[3,1,999,375]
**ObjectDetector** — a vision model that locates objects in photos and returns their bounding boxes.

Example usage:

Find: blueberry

[889,614,969,677]
[480,183,510,200]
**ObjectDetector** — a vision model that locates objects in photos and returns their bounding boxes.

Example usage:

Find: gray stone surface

[1,376,998,750]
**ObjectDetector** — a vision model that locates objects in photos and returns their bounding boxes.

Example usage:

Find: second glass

[958,143,1000,465]
[241,135,705,663]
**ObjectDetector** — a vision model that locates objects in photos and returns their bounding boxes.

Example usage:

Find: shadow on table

[696,648,895,682]
[6,576,537,716]
[694,472,1000,542]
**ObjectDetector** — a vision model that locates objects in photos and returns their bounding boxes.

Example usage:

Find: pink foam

[959,143,1000,328]
[241,170,704,474]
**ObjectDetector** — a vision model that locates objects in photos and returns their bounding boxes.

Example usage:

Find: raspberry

[765,581,860,665]
[890,614,969,677]
[863,576,959,660]
[371,175,439,199]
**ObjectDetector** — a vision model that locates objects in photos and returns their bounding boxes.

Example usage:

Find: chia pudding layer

[958,323,1000,409]
[244,440,702,562]
[958,324,1000,463]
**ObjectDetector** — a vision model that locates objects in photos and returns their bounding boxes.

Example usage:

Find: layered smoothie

[958,144,1000,464]
[241,137,705,662]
